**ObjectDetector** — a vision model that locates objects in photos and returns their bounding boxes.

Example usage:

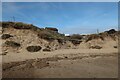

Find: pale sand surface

[2,48,118,63]
[2,48,118,78]
[34,57,118,78]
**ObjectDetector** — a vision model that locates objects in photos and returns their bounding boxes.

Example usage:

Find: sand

[1,22,119,78]
[2,48,118,78]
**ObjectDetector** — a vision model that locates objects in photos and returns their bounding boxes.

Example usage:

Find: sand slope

[1,22,118,78]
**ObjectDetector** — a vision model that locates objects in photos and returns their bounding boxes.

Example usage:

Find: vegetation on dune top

[1,22,65,41]
[1,22,118,43]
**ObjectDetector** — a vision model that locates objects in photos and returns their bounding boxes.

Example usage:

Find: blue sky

[2,2,118,34]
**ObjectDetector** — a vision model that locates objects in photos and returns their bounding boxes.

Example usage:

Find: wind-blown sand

[2,48,118,78]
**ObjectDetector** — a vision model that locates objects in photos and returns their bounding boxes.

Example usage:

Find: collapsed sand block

[4,41,21,48]
[89,45,102,49]
[45,27,58,32]
[1,34,13,39]
[43,48,51,52]
[26,46,42,52]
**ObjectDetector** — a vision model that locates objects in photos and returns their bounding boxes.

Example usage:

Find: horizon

[2,2,118,34]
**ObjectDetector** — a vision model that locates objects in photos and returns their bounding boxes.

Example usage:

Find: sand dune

[1,22,118,78]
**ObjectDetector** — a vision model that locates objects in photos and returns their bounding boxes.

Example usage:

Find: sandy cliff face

[79,29,119,49]
[1,22,119,55]
[1,22,75,55]
[1,22,118,78]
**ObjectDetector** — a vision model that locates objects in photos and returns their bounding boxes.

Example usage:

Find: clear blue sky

[2,2,118,34]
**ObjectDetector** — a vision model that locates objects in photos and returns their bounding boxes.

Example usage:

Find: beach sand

[2,48,118,78]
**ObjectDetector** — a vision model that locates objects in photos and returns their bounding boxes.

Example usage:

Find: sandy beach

[2,48,118,78]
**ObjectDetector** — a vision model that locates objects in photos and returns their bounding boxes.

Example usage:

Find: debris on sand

[4,41,21,48]
[1,34,13,39]
[89,45,102,49]
[26,46,42,52]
